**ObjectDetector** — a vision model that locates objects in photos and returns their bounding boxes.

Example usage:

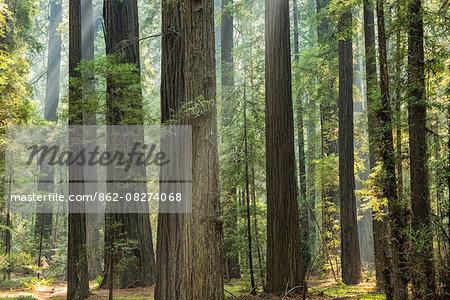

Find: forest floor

[0,277,385,299]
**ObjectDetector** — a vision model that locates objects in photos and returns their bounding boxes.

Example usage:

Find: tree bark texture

[182,0,224,298]
[265,0,305,293]
[338,5,362,285]
[67,0,89,298]
[376,0,409,298]
[407,0,436,297]
[362,0,392,294]
[102,0,155,288]
[155,1,185,299]
[44,0,62,122]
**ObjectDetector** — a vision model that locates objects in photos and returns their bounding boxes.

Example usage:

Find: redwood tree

[155,0,185,299]
[81,0,102,281]
[35,0,63,261]
[362,0,392,295]
[102,0,155,288]
[182,0,224,298]
[376,0,408,297]
[265,0,305,293]
[338,4,362,285]
[67,0,89,298]
[407,0,436,297]
[44,0,62,122]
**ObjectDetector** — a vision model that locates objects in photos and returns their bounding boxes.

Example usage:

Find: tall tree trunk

[293,0,310,267]
[221,0,240,281]
[407,0,436,297]
[447,107,450,296]
[244,92,256,293]
[316,0,338,272]
[394,2,403,202]
[34,0,63,257]
[306,89,317,255]
[265,0,305,293]
[338,5,362,285]
[44,0,62,122]
[448,106,450,257]
[251,150,265,288]
[102,0,156,288]
[215,0,221,68]
[362,0,391,294]
[182,0,224,298]
[81,0,102,281]
[155,1,185,299]
[5,166,12,280]
[376,0,409,298]
[67,0,89,298]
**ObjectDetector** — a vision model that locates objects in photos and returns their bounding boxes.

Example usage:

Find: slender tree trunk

[244,92,256,293]
[376,0,409,298]
[251,153,265,288]
[44,0,62,122]
[81,0,102,281]
[67,0,89,298]
[316,0,338,272]
[407,0,436,297]
[265,0,305,293]
[182,0,224,298]
[338,5,362,285]
[215,0,221,68]
[34,0,63,257]
[155,1,185,298]
[37,214,45,279]
[5,177,11,279]
[221,0,241,280]
[4,165,12,280]
[306,90,317,255]
[102,0,156,288]
[448,106,450,254]
[354,29,374,268]
[363,0,392,294]
[293,0,310,267]
[447,107,450,297]
[394,2,403,202]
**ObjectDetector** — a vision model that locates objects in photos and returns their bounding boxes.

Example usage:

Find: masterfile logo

[5,125,192,214]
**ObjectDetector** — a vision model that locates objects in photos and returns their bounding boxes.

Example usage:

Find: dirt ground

[0,286,331,300]
[0,284,155,300]
[0,279,378,299]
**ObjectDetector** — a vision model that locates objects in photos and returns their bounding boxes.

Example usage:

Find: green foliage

[0,0,38,222]
[0,251,35,276]
[95,275,103,286]
[309,281,385,299]
[218,0,267,286]
[0,296,36,300]
[0,277,33,290]
[0,0,38,50]
[0,0,38,126]
[166,96,213,123]
[59,54,159,125]
[23,277,54,289]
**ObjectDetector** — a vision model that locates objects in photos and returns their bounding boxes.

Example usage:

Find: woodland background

[0,0,449,299]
